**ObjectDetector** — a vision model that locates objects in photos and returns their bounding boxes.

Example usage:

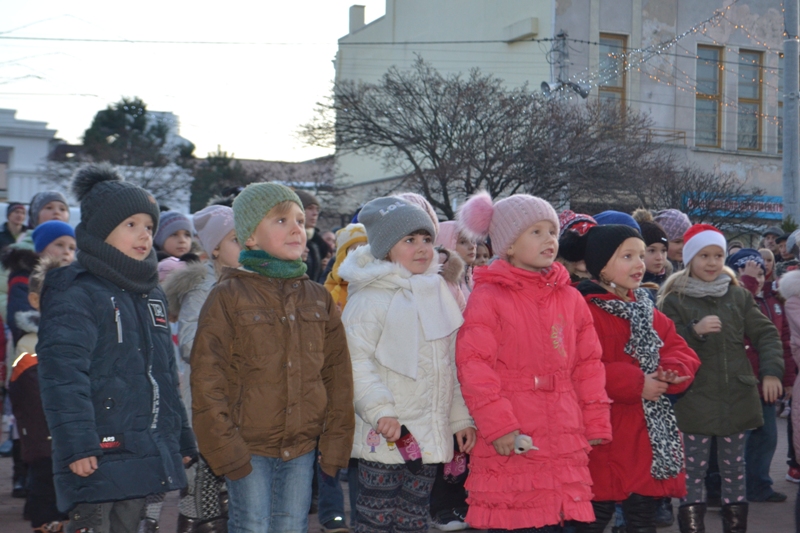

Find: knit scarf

[239,249,307,279]
[679,273,731,298]
[591,288,684,480]
[76,225,159,294]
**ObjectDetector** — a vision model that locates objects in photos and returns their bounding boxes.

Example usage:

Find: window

[0,148,8,191]
[599,34,626,114]
[696,46,723,147]
[738,51,762,150]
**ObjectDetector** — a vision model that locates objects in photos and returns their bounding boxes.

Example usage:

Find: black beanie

[639,220,669,248]
[72,164,161,240]
[561,224,644,279]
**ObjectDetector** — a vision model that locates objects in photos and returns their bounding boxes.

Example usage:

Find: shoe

[655,498,674,527]
[321,516,349,533]
[138,518,159,533]
[677,503,706,533]
[430,509,469,531]
[33,522,67,533]
[721,503,747,533]
[0,438,12,457]
[763,491,788,502]
[787,466,800,483]
[12,480,26,498]
[177,514,199,533]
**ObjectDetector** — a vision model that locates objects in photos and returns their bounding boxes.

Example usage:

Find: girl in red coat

[560,224,701,533]
[455,191,612,532]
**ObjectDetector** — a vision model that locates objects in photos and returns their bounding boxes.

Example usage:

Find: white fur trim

[683,230,727,267]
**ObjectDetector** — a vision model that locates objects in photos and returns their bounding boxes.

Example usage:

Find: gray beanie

[28,191,69,228]
[358,197,437,260]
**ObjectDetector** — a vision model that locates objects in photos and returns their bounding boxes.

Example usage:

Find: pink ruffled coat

[456,260,612,529]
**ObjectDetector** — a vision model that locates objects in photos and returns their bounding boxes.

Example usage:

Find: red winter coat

[579,282,701,501]
[456,260,612,530]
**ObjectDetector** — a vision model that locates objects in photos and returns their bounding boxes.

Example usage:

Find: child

[36,164,196,531]
[323,223,368,312]
[436,221,476,301]
[559,224,700,533]
[658,224,784,533]
[558,210,597,284]
[8,256,68,533]
[726,249,794,503]
[474,242,491,267]
[653,209,691,272]
[154,211,194,259]
[339,196,474,533]
[632,209,671,286]
[455,191,612,532]
[163,204,240,532]
[760,248,776,284]
[190,183,354,533]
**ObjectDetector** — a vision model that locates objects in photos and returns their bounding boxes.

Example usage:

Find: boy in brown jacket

[190,183,355,533]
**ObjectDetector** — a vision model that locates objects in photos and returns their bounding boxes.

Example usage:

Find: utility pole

[784,0,800,222]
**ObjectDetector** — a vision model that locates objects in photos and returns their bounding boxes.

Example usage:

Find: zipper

[111,297,123,343]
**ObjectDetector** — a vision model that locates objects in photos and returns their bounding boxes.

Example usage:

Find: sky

[0,0,386,162]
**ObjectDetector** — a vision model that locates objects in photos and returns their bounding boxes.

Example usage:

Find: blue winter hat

[726,248,766,273]
[32,220,75,253]
[594,210,642,233]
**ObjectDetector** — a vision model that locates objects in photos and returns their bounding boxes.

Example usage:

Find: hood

[439,249,465,285]
[338,244,440,295]
[779,269,800,300]
[473,258,571,293]
[1,247,39,274]
[14,309,39,334]
[162,261,215,316]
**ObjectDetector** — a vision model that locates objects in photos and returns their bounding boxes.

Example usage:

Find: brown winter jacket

[190,267,355,480]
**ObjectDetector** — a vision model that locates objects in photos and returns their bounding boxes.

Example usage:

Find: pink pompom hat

[457,191,559,259]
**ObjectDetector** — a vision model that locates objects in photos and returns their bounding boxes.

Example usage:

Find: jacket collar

[338,244,440,295]
[474,258,571,293]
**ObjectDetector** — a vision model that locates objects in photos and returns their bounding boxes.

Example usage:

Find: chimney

[349,5,365,33]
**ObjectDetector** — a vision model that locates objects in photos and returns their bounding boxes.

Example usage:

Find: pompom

[632,207,654,224]
[71,163,123,202]
[558,229,588,262]
[457,190,494,241]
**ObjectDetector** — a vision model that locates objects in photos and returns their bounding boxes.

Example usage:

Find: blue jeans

[745,400,778,501]
[226,451,315,533]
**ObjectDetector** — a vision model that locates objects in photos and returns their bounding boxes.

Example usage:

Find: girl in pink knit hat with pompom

[455,191,612,532]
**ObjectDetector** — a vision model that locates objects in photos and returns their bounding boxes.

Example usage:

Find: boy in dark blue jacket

[37,164,196,533]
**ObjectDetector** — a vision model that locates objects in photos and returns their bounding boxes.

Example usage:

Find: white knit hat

[682,223,727,266]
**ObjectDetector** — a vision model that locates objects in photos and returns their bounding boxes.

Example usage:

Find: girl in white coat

[340,196,475,533]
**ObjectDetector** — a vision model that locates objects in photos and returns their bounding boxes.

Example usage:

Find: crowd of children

[4,163,800,533]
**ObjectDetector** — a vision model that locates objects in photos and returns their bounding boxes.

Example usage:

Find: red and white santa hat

[682,223,727,266]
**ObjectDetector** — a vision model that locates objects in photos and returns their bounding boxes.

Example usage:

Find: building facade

[0,109,57,203]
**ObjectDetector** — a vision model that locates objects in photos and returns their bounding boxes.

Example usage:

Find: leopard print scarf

[591,288,684,480]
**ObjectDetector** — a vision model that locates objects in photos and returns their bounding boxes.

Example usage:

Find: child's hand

[694,315,722,336]
[455,427,477,454]
[70,456,98,477]
[492,430,519,456]
[376,417,401,442]
[643,372,669,401]
[654,366,692,385]
[763,376,783,404]
[742,261,762,279]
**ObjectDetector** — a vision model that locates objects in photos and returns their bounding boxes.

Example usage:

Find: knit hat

[392,192,440,235]
[154,211,194,248]
[558,210,597,238]
[726,248,766,273]
[32,220,75,253]
[457,191,559,260]
[682,224,727,266]
[594,210,642,233]
[560,224,642,279]
[357,197,436,260]
[639,221,669,248]
[335,223,367,252]
[158,256,188,282]
[193,205,235,255]
[28,191,69,229]
[763,226,784,238]
[295,190,321,209]
[435,221,459,250]
[654,209,691,242]
[232,182,303,245]
[777,233,791,244]
[6,202,25,219]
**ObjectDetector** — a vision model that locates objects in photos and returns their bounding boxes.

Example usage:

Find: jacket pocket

[738,374,759,386]
[235,309,276,327]
[298,307,329,370]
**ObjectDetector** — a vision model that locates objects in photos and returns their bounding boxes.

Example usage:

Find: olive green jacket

[660,284,783,436]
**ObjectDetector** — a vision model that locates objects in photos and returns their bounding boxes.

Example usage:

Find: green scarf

[239,249,307,279]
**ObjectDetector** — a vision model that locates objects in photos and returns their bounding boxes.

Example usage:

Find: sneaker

[431,510,469,531]
[11,480,26,499]
[321,516,349,533]
[33,522,66,533]
[764,491,788,502]
[787,467,800,483]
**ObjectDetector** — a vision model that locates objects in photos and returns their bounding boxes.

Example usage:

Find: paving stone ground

[1,419,796,532]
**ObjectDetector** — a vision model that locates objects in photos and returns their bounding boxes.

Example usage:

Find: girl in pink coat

[455,191,612,532]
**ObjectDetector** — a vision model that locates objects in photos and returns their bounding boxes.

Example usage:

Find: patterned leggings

[355,460,437,533]
[684,433,746,504]
[178,456,228,520]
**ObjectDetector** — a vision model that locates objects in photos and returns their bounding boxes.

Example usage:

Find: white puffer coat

[339,245,474,464]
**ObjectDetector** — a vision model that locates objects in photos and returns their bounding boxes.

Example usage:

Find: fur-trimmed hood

[338,244,440,295]
[14,309,39,334]
[438,248,465,286]
[1,246,38,275]
[162,261,215,317]
[779,269,800,300]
